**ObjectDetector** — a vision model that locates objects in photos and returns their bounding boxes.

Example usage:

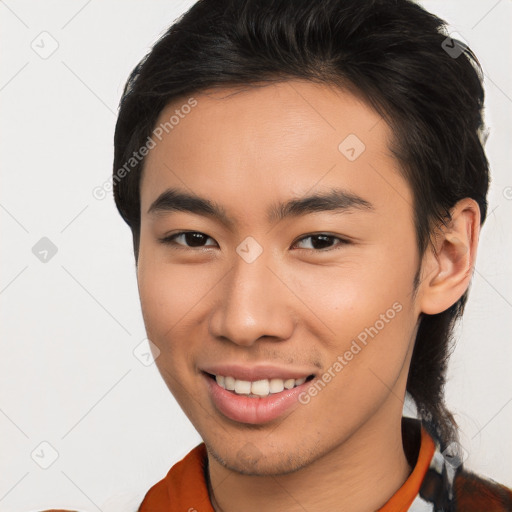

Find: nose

[208,247,295,347]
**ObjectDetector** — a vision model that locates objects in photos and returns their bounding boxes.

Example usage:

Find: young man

[112,0,512,510]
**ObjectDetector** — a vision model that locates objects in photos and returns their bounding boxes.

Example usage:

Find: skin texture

[136,80,480,511]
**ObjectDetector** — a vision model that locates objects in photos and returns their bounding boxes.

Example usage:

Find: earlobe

[418,198,480,316]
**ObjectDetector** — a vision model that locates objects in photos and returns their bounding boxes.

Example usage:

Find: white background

[0,1,510,510]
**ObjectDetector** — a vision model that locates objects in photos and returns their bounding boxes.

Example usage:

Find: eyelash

[158,231,350,252]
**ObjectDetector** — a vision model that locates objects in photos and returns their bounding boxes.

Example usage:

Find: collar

[139,417,439,511]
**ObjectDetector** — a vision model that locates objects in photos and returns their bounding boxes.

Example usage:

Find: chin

[205,436,320,476]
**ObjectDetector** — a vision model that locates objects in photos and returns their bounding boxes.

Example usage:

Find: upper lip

[200,363,316,381]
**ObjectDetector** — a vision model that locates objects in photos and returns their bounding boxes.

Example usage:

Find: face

[137,80,423,475]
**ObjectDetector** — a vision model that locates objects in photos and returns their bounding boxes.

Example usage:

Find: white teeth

[284,378,295,389]
[251,379,270,397]
[224,376,236,391]
[234,379,251,394]
[269,378,285,393]
[213,375,309,397]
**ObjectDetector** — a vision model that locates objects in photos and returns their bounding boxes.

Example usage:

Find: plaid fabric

[404,417,512,511]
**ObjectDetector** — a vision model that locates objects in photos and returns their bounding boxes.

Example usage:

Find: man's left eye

[293,234,349,251]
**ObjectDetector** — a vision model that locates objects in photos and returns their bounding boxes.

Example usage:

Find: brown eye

[293,234,349,251]
[159,231,217,248]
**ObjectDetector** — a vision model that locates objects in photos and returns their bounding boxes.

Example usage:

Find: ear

[417,198,481,315]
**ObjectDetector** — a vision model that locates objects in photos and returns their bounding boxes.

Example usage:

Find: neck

[206,404,413,512]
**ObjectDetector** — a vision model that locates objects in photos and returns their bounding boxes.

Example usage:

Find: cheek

[136,256,203,398]
[290,252,415,336]
[137,247,205,338]
[304,299,416,429]
[289,245,418,398]
[136,247,223,387]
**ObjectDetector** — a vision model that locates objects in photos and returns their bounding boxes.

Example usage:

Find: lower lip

[203,373,312,425]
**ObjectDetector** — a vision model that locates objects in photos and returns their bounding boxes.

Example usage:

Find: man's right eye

[158,231,218,249]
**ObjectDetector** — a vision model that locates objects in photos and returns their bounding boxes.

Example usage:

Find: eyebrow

[147,187,374,227]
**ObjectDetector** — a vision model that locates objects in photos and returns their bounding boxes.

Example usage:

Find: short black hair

[113,0,489,450]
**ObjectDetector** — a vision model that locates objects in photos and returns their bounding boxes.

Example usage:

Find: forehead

[140,80,412,226]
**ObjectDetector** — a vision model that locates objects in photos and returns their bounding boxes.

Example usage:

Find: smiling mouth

[204,372,315,398]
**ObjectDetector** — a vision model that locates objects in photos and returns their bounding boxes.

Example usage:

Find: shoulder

[453,468,512,511]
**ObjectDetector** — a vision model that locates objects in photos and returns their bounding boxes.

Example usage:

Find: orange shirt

[138,425,435,511]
